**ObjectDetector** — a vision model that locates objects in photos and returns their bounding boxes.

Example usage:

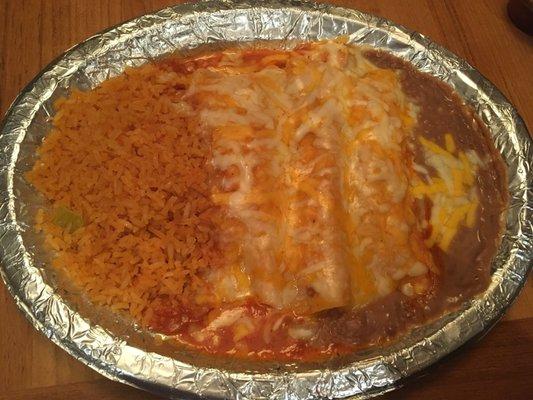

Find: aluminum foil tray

[0,1,531,398]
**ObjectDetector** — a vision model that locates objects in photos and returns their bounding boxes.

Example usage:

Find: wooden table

[0,1,531,399]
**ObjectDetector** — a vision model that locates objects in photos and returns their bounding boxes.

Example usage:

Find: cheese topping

[180,40,458,314]
[412,134,481,251]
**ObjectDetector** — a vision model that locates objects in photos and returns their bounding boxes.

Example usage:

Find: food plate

[0,1,531,398]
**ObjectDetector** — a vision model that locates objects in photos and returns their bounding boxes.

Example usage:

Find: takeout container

[0,1,531,398]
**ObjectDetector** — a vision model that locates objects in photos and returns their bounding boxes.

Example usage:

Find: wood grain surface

[0,1,531,399]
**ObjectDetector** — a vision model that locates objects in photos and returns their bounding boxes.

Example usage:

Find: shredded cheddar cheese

[412,135,481,250]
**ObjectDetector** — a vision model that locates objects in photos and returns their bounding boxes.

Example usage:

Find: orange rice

[27,62,220,326]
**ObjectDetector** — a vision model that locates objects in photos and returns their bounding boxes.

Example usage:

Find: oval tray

[0,1,531,399]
